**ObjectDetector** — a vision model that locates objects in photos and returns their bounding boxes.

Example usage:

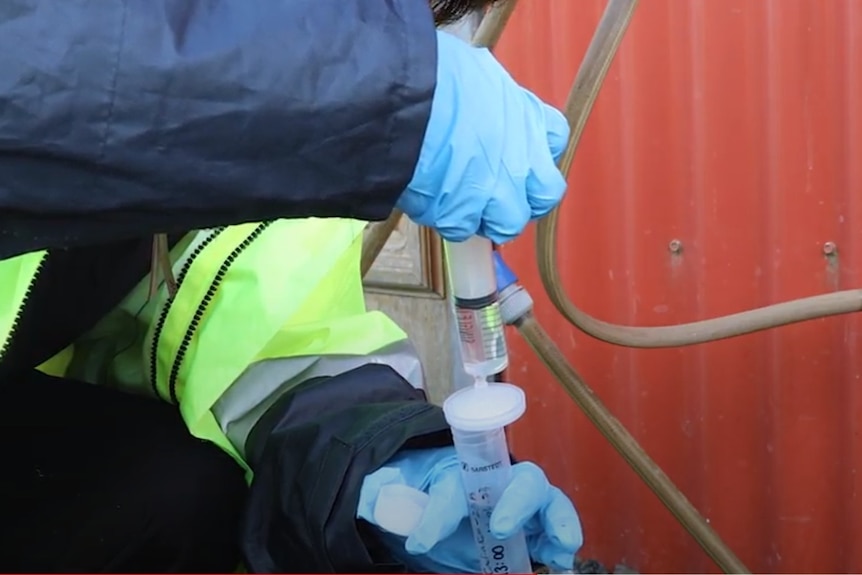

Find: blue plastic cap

[493,251,519,292]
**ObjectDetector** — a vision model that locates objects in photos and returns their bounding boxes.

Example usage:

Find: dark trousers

[0,369,249,573]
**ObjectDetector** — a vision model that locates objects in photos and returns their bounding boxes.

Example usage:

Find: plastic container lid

[442,381,526,432]
[372,484,430,537]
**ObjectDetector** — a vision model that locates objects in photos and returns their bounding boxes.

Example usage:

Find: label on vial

[455,298,506,366]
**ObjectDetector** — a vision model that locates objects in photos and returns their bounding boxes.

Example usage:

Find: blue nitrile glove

[357,446,583,573]
[397,31,570,245]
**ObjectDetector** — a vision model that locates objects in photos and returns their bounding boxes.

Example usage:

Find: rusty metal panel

[495,1,862,572]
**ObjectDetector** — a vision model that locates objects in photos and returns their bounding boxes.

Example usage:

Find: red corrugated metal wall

[496,1,862,572]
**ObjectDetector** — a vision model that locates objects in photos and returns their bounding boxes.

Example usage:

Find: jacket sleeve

[0,0,437,259]
[241,363,454,573]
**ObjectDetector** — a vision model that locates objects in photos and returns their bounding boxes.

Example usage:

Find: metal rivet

[823,242,837,256]
[668,239,683,254]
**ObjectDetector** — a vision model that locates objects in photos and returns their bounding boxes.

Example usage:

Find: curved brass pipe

[361,210,403,277]
[514,1,747,571]
[535,5,862,348]
[516,313,750,574]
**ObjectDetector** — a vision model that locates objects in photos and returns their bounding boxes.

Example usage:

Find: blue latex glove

[397,31,570,245]
[357,447,583,573]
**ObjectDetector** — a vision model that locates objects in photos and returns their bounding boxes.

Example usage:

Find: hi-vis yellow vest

[0,218,423,473]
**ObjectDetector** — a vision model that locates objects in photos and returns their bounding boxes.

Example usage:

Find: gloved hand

[357,446,583,573]
[397,31,570,245]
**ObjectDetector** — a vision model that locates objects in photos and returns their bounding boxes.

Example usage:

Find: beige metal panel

[363,214,452,403]
[363,293,452,405]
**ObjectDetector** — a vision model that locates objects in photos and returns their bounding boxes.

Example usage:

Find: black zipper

[0,253,46,364]
[149,227,226,400]
[166,221,273,404]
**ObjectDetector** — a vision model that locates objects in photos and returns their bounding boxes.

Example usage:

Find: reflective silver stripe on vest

[211,339,425,458]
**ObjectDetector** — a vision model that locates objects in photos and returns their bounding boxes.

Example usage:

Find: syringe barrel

[451,426,533,575]
[445,237,509,377]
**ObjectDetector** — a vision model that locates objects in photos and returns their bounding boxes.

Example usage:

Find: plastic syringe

[443,378,533,574]
[444,236,531,573]
[445,237,508,378]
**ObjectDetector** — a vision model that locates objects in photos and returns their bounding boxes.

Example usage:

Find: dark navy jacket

[0,2,455,572]
[0,0,437,259]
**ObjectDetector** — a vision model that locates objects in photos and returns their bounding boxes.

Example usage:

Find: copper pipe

[535,1,862,348]
[149,233,176,299]
[361,211,404,277]
[472,0,519,47]
[516,313,750,574]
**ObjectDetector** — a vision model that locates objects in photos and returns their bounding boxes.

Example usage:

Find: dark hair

[431,0,497,25]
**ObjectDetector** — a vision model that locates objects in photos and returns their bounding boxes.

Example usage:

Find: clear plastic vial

[452,426,533,574]
[443,380,533,575]
[445,237,509,377]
